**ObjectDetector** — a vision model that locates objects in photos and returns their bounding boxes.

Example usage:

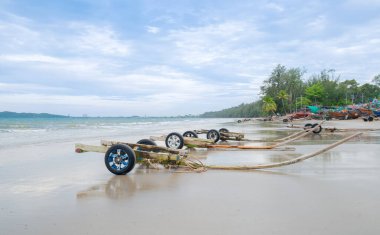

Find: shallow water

[0,118,379,235]
[0,117,237,148]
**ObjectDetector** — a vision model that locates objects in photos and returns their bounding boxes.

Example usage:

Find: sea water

[0,117,239,149]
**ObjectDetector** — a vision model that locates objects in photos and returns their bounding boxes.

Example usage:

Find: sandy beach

[0,118,379,235]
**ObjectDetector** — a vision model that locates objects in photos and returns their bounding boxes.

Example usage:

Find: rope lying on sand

[179,132,362,172]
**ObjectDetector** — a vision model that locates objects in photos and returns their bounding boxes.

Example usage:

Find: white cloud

[69,23,132,57]
[146,26,160,34]
[0,16,132,58]
[0,53,103,77]
[0,54,65,63]
[0,82,69,93]
[0,18,40,51]
[307,15,327,32]
[167,21,263,65]
[346,0,380,6]
[0,62,257,116]
[104,65,218,98]
[264,2,285,12]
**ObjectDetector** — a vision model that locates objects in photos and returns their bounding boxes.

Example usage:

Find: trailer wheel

[105,144,136,175]
[368,116,374,122]
[311,123,322,134]
[219,128,229,133]
[183,131,198,138]
[207,129,220,143]
[137,139,157,146]
[165,132,184,149]
[304,123,312,130]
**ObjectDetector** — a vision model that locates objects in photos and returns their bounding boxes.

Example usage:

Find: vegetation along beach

[1,1,380,235]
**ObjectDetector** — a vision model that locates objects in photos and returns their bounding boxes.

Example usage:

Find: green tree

[261,65,305,112]
[295,97,312,109]
[335,80,355,105]
[306,69,339,105]
[305,83,325,104]
[359,83,380,103]
[373,74,380,86]
[199,101,263,118]
[277,90,289,115]
[262,96,277,115]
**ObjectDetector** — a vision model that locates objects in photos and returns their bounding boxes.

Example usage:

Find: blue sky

[1,0,380,116]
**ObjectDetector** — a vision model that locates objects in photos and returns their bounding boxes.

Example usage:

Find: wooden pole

[276,120,325,142]
[75,143,184,161]
[207,132,362,170]
[208,123,322,149]
[100,140,185,155]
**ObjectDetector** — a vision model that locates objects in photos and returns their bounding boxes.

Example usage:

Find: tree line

[200,65,380,118]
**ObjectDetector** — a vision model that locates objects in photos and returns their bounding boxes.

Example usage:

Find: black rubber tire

[165,132,184,149]
[207,129,220,143]
[105,144,136,175]
[304,123,312,130]
[137,139,157,146]
[219,128,229,133]
[368,116,374,122]
[183,131,198,138]
[311,123,322,134]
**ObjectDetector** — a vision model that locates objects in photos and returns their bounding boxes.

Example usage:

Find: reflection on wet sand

[266,153,300,163]
[77,169,181,200]
[76,166,299,200]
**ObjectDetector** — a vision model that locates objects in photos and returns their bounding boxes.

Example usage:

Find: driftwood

[75,143,108,153]
[193,129,210,134]
[150,124,322,150]
[150,135,214,148]
[208,123,323,150]
[193,129,245,141]
[100,140,185,155]
[220,131,244,141]
[75,142,186,162]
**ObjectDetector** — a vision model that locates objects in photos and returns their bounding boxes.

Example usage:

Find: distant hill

[0,111,68,118]
[199,101,263,118]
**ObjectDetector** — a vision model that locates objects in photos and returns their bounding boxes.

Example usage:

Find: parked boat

[357,108,373,116]
[373,110,380,117]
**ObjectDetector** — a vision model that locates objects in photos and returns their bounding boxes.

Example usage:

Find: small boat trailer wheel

[304,123,322,134]
[183,131,198,138]
[304,123,313,130]
[165,132,184,149]
[219,128,229,133]
[207,129,220,143]
[105,144,136,175]
[137,139,157,146]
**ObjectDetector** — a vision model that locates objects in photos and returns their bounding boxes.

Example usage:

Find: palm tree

[262,96,277,115]
[277,90,289,115]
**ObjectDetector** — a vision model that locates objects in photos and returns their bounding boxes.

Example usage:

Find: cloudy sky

[1,0,380,116]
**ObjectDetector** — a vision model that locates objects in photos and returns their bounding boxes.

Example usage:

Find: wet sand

[1,119,380,235]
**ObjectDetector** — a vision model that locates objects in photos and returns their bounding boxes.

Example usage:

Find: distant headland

[0,111,69,118]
